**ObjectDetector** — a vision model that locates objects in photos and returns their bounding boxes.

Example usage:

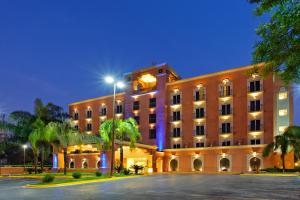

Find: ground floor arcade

[55,144,294,173]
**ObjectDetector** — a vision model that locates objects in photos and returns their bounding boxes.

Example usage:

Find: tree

[99,118,141,172]
[249,0,300,83]
[263,126,300,172]
[46,120,101,175]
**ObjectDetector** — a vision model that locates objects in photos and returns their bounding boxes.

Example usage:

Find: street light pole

[110,83,116,177]
[105,76,124,178]
[22,145,27,174]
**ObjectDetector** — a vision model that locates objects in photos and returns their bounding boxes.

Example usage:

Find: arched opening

[250,157,261,171]
[170,159,178,171]
[220,158,230,171]
[82,161,88,169]
[193,159,202,171]
[96,160,101,169]
[69,161,75,168]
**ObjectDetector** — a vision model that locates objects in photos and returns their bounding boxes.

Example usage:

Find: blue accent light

[101,152,107,168]
[156,114,165,151]
[53,154,58,169]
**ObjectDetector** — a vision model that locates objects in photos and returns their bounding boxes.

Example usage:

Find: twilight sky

[0,0,299,124]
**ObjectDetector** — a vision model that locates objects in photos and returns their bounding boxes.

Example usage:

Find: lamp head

[22,144,27,149]
[117,81,125,89]
[105,76,114,84]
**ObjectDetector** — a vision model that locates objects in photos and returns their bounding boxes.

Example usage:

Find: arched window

[97,160,101,169]
[69,161,75,168]
[82,161,88,169]
[220,158,230,171]
[170,159,178,171]
[220,79,232,97]
[193,159,202,171]
[250,157,261,171]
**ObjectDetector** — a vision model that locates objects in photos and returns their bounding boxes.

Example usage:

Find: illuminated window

[74,112,79,120]
[149,98,156,108]
[279,126,287,133]
[221,140,231,146]
[195,125,205,135]
[172,128,181,137]
[100,107,107,116]
[279,109,288,116]
[195,107,205,118]
[278,92,288,100]
[149,114,156,123]
[196,142,204,148]
[133,101,140,110]
[149,128,156,139]
[86,109,92,118]
[134,116,140,125]
[250,139,261,145]
[116,105,123,114]
[86,123,92,131]
[194,86,205,101]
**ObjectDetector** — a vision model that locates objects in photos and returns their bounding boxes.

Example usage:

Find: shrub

[123,168,130,175]
[42,174,55,183]
[72,172,82,179]
[95,171,102,177]
[131,165,144,175]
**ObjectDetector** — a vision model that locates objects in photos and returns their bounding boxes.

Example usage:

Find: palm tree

[28,118,47,174]
[100,118,141,171]
[263,126,300,172]
[46,120,101,175]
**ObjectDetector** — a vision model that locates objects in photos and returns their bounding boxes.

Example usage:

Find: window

[278,92,288,100]
[250,100,261,112]
[134,116,140,125]
[86,123,92,131]
[195,108,205,118]
[149,128,156,139]
[250,139,261,145]
[173,128,181,137]
[221,104,231,115]
[250,120,261,131]
[279,109,288,116]
[194,87,205,101]
[172,94,181,105]
[196,142,204,148]
[172,111,181,121]
[133,101,139,110]
[86,110,92,118]
[100,107,107,116]
[149,114,156,123]
[220,80,231,97]
[279,126,287,133]
[221,123,231,133]
[222,140,231,146]
[173,144,181,149]
[220,158,230,171]
[249,80,261,92]
[149,98,156,108]
[74,112,79,120]
[116,105,123,114]
[195,125,205,135]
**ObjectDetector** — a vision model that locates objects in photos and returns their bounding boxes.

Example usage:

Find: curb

[23,175,139,189]
[240,173,299,177]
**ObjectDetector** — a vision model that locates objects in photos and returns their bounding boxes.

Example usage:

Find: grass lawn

[26,172,136,186]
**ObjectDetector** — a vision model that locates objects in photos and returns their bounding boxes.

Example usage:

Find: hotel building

[60,63,294,173]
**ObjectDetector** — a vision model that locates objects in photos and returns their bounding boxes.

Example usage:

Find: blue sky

[0,0,299,124]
